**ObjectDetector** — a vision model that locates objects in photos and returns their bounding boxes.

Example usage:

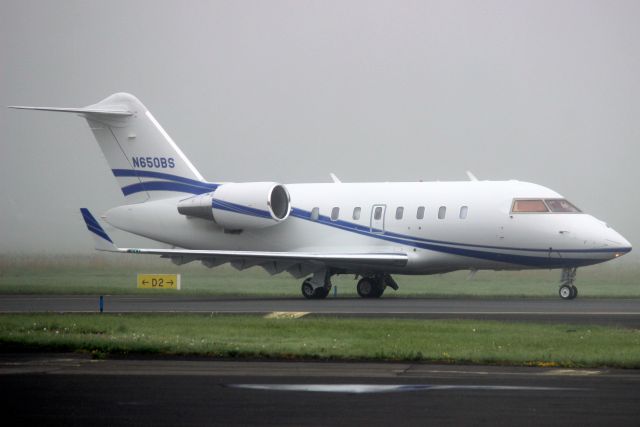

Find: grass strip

[1,255,639,298]
[1,314,639,368]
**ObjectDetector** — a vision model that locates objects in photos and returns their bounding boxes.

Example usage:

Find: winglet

[80,208,118,252]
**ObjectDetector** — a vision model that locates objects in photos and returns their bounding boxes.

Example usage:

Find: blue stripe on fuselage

[212,199,273,219]
[121,181,218,196]
[288,207,626,268]
[112,169,218,195]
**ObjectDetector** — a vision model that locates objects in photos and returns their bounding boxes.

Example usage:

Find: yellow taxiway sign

[137,274,181,290]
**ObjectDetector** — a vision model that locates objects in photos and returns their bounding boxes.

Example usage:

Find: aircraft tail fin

[10,93,214,202]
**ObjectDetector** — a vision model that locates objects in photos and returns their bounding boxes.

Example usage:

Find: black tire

[571,285,578,299]
[302,279,330,299]
[357,278,374,298]
[301,279,315,299]
[559,284,573,300]
[314,287,329,299]
[371,281,385,298]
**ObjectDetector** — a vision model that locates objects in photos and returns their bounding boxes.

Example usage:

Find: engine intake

[177,182,291,229]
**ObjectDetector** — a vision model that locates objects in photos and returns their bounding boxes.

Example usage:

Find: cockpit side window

[512,199,549,213]
[545,199,581,213]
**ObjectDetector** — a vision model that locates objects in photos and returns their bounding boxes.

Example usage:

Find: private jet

[10,93,632,299]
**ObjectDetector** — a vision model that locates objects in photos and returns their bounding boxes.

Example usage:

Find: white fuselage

[13,92,632,299]
[104,179,631,275]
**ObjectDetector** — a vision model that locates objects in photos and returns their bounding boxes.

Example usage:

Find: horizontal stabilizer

[8,106,133,116]
[11,93,207,202]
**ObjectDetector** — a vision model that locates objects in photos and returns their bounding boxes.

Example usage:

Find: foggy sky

[1,0,639,259]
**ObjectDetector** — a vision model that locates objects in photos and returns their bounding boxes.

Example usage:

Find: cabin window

[374,206,383,220]
[331,207,340,221]
[459,206,468,219]
[438,206,446,219]
[353,207,361,220]
[417,206,425,220]
[395,207,404,220]
[545,199,581,213]
[512,199,549,213]
[311,207,320,221]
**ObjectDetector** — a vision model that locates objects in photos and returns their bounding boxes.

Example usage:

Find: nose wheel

[559,268,578,300]
[559,284,578,300]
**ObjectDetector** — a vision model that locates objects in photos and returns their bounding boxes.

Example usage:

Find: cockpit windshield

[511,199,581,214]
[545,199,581,212]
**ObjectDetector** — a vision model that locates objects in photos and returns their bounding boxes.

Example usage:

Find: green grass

[1,313,639,368]
[0,254,638,297]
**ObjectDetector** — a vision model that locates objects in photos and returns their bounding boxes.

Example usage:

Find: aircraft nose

[604,227,632,256]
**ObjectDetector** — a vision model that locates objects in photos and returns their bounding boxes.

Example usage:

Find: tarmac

[1,353,639,426]
[1,295,639,327]
[2,295,639,425]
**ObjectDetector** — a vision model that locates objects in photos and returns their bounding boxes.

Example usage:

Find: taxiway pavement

[1,295,639,327]
[1,353,639,426]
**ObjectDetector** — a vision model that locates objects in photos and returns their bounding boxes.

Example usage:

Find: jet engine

[177,182,291,230]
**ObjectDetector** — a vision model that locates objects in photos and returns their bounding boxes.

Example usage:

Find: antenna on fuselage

[466,171,479,182]
[329,173,342,183]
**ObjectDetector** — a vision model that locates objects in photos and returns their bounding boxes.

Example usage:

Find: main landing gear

[300,271,399,299]
[558,267,578,300]
[301,269,332,299]
[356,274,398,299]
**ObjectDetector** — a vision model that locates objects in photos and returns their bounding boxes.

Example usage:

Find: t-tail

[10,93,216,202]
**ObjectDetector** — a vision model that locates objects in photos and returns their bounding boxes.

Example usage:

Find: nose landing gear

[558,267,578,300]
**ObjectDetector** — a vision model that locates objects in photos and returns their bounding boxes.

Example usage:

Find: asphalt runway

[1,295,640,327]
[1,353,639,426]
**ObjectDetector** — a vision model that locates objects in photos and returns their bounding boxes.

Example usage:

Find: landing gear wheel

[559,268,578,300]
[559,284,576,300]
[357,277,385,298]
[371,281,385,298]
[301,279,315,299]
[301,279,330,299]
[357,278,374,298]
[314,287,329,299]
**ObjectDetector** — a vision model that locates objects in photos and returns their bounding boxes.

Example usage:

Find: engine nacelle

[177,182,291,230]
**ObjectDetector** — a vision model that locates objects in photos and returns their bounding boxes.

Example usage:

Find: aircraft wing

[80,208,408,277]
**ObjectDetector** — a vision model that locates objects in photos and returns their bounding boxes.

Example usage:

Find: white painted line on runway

[229,384,585,393]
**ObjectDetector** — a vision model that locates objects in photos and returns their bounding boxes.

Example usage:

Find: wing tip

[80,208,118,251]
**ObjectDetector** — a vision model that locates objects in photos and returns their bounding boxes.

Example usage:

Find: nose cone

[603,227,632,257]
[572,216,632,262]
[600,223,631,258]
